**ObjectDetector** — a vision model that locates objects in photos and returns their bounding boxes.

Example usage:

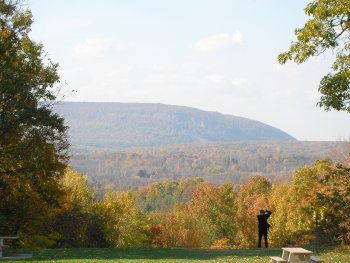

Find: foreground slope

[56,102,295,149]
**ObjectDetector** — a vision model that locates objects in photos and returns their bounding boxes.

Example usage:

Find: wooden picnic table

[271,247,323,263]
[282,247,313,262]
[0,236,18,258]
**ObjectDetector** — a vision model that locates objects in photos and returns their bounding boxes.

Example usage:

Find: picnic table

[270,247,323,263]
[282,247,313,262]
[0,236,18,258]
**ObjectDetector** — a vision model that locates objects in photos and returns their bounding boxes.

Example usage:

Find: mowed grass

[2,246,349,262]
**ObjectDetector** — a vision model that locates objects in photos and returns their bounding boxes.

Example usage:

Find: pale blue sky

[28,0,350,141]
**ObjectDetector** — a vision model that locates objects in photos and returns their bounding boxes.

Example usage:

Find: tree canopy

[0,0,69,246]
[278,0,350,112]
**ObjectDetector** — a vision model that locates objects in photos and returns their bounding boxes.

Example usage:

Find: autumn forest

[1,0,350,257]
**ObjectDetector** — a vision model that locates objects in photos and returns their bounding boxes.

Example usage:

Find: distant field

[4,246,350,262]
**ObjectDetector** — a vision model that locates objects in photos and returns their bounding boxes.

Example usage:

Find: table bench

[270,256,287,263]
[0,236,18,258]
[310,256,323,262]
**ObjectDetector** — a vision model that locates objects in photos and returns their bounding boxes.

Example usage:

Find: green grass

[2,246,349,262]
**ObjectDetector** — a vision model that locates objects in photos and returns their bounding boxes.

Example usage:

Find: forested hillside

[70,141,340,190]
[57,161,350,248]
[56,102,295,149]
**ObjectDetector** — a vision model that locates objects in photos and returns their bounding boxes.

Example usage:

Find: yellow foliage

[210,238,232,249]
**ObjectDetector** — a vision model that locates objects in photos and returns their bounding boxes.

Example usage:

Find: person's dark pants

[258,229,268,248]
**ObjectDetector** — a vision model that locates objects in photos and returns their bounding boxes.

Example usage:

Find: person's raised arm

[265,210,272,218]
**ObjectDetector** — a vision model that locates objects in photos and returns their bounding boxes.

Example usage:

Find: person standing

[257,209,272,248]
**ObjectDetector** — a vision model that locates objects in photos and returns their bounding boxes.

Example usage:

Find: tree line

[3,159,349,248]
[70,141,337,192]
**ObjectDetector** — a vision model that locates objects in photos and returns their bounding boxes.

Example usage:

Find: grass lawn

[1,246,349,262]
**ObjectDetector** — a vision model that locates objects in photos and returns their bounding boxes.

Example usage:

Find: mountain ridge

[55,102,295,149]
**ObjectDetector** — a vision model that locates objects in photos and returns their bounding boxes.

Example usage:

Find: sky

[28,0,350,141]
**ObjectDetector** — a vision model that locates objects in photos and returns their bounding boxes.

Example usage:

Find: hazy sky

[28,0,350,141]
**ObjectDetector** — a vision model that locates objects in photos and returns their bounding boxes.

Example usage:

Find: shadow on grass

[10,247,281,261]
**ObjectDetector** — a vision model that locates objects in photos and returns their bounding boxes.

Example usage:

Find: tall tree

[269,163,321,246]
[278,0,350,112]
[0,0,69,246]
[189,182,237,247]
[316,161,350,244]
[102,191,151,247]
[235,176,271,248]
[55,170,108,248]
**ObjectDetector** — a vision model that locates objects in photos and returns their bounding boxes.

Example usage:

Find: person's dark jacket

[257,210,272,231]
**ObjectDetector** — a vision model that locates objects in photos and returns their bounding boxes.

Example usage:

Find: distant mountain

[55,102,295,149]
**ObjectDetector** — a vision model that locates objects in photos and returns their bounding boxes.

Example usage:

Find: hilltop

[56,102,295,149]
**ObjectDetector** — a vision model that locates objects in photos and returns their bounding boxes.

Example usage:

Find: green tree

[268,183,294,246]
[0,0,69,246]
[278,0,350,112]
[102,191,151,247]
[315,161,350,244]
[55,170,108,248]
[269,163,322,247]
